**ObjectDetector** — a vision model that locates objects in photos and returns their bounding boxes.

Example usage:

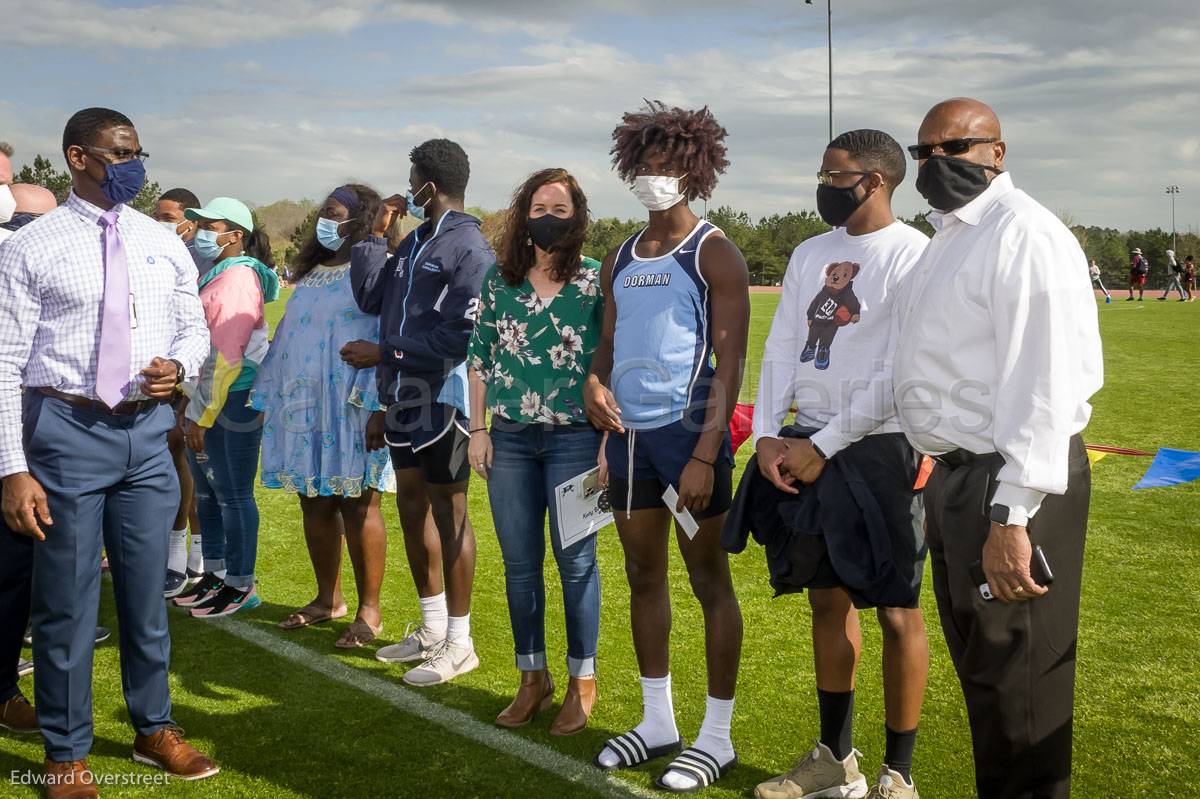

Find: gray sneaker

[402,639,479,686]
[755,742,868,799]
[865,766,918,799]
[375,623,443,664]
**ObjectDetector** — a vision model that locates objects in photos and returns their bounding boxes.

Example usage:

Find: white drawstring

[626,429,636,519]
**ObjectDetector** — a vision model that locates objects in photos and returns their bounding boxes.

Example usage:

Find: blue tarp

[1131,448,1200,490]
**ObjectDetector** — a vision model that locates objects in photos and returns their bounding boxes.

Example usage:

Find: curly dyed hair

[610,101,730,201]
[290,183,382,281]
[496,168,589,287]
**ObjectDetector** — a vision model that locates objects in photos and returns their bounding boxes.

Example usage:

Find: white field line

[215,619,657,799]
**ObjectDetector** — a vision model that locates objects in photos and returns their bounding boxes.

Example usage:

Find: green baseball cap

[185,196,255,232]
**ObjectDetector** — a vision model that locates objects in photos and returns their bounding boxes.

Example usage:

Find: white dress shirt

[892,172,1103,524]
[753,221,929,456]
[0,191,210,478]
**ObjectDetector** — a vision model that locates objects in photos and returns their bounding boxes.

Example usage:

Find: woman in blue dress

[252,184,394,649]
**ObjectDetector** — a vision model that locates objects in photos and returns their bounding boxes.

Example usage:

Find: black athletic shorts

[385,403,471,485]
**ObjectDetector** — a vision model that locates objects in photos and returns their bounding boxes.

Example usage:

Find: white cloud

[0,1,1196,232]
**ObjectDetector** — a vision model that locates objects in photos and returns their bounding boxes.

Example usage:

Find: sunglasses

[907,137,997,161]
[816,170,876,186]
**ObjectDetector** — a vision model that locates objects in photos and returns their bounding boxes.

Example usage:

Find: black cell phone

[1032,545,1054,586]
[970,546,1054,602]
[968,560,994,601]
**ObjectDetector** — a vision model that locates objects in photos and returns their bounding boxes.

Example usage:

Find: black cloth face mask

[816,177,869,227]
[528,213,573,252]
[916,155,1003,212]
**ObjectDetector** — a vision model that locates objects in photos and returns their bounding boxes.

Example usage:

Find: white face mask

[0,184,15,224]
[632,175,686,212]
[160,219,185,237]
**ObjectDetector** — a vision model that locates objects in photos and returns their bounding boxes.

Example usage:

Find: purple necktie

[96,210,131,408]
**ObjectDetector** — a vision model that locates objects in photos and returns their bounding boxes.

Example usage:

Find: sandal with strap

[334,619,383,649]
[594,730,684,771]
[653,747,738,793]
[278,603,348,630]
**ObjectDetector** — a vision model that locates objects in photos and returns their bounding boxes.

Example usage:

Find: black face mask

[527,213,573,252]
[916,155,1002,212]
[816,177,869,227]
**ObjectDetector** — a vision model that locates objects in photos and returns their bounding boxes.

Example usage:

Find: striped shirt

[0,191,209,477]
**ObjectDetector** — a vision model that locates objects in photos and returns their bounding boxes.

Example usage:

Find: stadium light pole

[805,0,833,141]
[1166,185,1179,253]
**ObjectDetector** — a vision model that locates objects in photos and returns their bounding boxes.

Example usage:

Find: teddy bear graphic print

[802,260,863,370]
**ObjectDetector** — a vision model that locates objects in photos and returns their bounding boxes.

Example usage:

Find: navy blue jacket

[722,427,926,609]
[350,210,493,408]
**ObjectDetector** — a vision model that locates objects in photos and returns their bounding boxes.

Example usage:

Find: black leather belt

[35,387,165,416]
[930,448,996,468]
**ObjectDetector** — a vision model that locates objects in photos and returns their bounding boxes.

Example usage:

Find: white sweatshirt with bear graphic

[752,221,929,456]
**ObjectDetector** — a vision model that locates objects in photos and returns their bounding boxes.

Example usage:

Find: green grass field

[3,292,1198,798]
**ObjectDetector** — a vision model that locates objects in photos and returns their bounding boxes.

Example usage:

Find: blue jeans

[188,389,262,589]
[487,421,602,677]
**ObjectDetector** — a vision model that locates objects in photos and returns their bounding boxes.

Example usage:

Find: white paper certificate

[554,467,613,550]
[661,485,700,540]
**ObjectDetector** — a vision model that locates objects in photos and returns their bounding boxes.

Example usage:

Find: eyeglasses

[83,145,150,163]
[816,170,875,186]
[906,138,996,161]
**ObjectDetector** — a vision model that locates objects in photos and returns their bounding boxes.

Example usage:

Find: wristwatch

[169,359,186,388]
[989,504,1029,527]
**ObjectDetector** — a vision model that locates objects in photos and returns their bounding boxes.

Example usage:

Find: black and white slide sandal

[653,747,738,793]
[594,730,684,771]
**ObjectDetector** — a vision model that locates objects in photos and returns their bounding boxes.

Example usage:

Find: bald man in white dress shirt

[893,98,1102,799]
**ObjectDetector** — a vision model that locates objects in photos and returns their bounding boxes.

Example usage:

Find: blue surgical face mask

[315,216,353,251]
[193,228,233,261]
[99,158,146,206]
[405,181,432,221]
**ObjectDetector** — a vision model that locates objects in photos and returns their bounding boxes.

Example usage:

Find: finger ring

[1013,586,1025,594]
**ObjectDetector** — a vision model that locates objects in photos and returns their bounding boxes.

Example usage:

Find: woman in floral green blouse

[467,168,605,736]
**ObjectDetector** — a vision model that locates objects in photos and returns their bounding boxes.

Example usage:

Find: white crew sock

[187,533,203,573]
[597,674,679,768]
[167,528,188,574]
[419,592,449,638]
[661,695,736,791]
[447,613,471,646]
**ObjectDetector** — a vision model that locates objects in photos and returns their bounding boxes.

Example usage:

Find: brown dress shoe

[132,726,219,780]
[549,675,597,737]
[1,693,40,734]
[43,759,98,799]
[495,670,554,728]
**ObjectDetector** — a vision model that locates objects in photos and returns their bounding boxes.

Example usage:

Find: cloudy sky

[1,0,1196,232]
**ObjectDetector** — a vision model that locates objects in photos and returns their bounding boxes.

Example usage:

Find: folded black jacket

[722,427,925,609]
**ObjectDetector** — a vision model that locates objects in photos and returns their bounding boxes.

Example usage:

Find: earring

[526,237,533,247]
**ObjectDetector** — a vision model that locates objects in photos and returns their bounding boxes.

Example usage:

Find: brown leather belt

[35,387,165,416]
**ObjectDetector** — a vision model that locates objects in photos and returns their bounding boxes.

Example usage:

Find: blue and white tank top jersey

[611,219,722,429]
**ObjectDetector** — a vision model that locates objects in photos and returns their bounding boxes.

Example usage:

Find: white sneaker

[376,624,444,664]
[402,639,479,686]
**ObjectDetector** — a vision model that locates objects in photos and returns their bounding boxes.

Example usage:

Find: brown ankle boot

[549,675,597,736]
[495,670,554,728]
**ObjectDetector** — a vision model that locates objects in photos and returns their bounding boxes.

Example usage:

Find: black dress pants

[924,435,1090,799]
[0,504,34,703]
